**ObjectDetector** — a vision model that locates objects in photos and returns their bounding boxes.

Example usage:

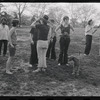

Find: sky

[1,3,100,17]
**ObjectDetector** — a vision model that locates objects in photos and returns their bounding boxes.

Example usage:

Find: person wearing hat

[32,15,51,73]
[6,19,19,74]
[46,19,57,60]
[55,16,74,66]
[0,18,9,56]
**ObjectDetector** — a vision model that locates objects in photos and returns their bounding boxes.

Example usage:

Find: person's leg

[51,36,56,60]
[0,40,3,55]
[3,40,8,56]
[64,38,70,65]
[30,43,34,65]
[6,56,13,74]
[6,44,16,74]
[35,41,38,64]
[46,41,52,59]
[58,36,64,65]
[41,41,48,71]
[30,42,38,66]
[33,41,42,72]
[84,35,92,55]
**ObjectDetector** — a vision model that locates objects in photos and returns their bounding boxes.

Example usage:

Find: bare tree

[14,3,27,27]
[66,3,97,27]
[48,6,67,24]
[28,3,50,19]
[74,4,97,27]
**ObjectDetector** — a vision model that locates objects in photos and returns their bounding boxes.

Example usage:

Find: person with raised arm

[55,16,74,66]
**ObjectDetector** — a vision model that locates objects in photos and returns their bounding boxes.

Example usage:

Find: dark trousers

[58,36,70,65]
[30,41,38,65]
[84,35,92,55]
[0,40,8,55]
[46,36,56,60]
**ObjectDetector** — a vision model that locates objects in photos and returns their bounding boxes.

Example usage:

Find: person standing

[84,19,99,56]
[33,15,51,73]
[6,19,19,74]
[55,16,74,66]
[46,19,57,60]
[29,19,39,67]
[0,18,9,56]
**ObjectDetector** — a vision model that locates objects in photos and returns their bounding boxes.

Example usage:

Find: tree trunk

[19,14,21,27]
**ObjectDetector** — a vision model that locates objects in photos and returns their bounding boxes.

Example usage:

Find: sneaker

[28,64,32,67]
[6,70,13,74]
[66,64,69,66]
[32,68,41,73]
[42,68,46,72]
[84,54,88,56]
[58,63,61,66]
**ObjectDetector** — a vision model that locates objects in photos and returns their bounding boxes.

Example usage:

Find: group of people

[0,13,99,74]
[29,15,99,73]
[0,17,19,74]
[29,15,75,73]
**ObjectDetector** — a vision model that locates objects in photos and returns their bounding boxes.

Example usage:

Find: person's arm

[6,25,9,38]
[70,25,74,32]
[48,27,52,43]
[30,20,37,28]
[55,24,61,32]
[85,25,93,33]
[30,33,34,44]
[8,28,15,47]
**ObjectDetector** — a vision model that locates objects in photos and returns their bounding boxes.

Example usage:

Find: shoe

[42,68,46,72]
[6,70,13,74]
[84,54,88,56]
[32,68,41,73]
[66,64,69,66]
[58,63,61,66]
[28,64,32,67]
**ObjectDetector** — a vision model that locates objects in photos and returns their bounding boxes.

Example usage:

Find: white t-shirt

[0,24,9,40]
[85,25,95,36]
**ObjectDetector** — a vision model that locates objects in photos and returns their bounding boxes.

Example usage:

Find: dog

[68,55,80,76]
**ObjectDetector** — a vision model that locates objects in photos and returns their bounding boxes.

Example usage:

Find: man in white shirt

[0,18,9,56]
[84,19,99,56]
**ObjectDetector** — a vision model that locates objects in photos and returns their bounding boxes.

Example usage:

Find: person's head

[1,18,7,25]
[63,16,69,24]
[41,15,49,25]
[50,19,55,24]
[88,19,93,25]
[12,19,19,27]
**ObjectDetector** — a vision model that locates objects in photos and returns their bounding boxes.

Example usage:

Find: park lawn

[0,27,100,96]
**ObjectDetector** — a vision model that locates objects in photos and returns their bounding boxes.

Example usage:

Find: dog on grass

[68,55,80,76]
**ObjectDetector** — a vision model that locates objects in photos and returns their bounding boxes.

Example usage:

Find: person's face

[2,20,6,25]
[64,19,69,24]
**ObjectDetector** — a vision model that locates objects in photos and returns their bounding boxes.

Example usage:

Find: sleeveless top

[11,28,17,45]
[60,24,70,38]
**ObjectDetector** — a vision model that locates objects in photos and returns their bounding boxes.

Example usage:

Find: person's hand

[10,44,14,48]
[31,40,34,44]
[50,38,53,42]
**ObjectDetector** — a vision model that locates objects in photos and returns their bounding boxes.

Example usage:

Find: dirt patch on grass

[0,27,100,96]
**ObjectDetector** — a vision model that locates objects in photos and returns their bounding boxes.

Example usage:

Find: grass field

[0,27,100,96]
